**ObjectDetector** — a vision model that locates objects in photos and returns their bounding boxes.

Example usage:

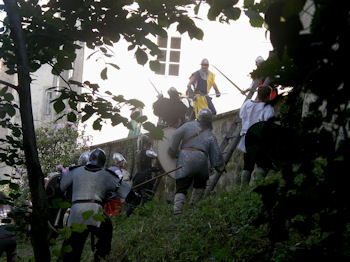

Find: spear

[212,65,246,96]
[132,166,182,189]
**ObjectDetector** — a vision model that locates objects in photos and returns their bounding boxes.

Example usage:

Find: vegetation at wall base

[85,179,348,261]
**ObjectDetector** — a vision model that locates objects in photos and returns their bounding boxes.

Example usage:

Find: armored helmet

[200,58,209,65]
[255,56,265,66]
[197,108,213,124]
[87,148,106,168]
[78,151,90,166]
[137,134,152,150]
[112,152,126,165]
[167,87,181,98]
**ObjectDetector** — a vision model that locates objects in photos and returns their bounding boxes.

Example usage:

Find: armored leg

[189,188,204,205]
[240,170,251,188]
[254,167,267,184]
[174,193,186,215]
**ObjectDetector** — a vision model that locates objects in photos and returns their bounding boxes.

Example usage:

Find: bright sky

[81,3,273,145]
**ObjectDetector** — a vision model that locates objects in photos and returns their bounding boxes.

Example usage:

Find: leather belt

[72,199,103,206]
[182,147,207,156]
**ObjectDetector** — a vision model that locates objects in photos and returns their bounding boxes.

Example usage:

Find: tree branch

[0,79,18,91]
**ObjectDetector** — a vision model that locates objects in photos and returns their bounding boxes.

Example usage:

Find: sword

[148,79,161,96]
[132,166,182,190]
[212,65,246,96]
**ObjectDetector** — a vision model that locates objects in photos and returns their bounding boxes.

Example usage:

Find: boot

[240,170,251,188]
[189,188,204,205]
[254,167,267,184]
[173,193,186,215]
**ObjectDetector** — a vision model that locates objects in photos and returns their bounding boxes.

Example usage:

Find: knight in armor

[104,152,126,216]
[187,58,221,118]
[168,108,224,215]
[125,134,161,216]
[153,87,188,128]
[59,148,133,261]
[0,191,17,262]
[238,85,275,187]
[243,55,278,101]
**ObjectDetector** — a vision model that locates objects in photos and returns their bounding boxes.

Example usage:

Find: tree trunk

[4,0,51,261]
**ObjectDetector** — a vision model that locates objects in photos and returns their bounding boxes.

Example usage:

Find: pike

[132,166,182,189]
[212,65,246,96]
[148,79,161,96]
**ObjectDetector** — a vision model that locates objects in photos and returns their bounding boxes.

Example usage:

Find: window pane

[169,64,179,76]
[159,49,167,62]
[170,51,180,63]
[157,37,168,48]
[155,62,166,75]
[170,37,181,49]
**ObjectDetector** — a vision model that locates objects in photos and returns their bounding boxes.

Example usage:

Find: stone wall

[92,109,244,202]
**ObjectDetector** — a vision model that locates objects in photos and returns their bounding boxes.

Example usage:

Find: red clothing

[104,198,122,216]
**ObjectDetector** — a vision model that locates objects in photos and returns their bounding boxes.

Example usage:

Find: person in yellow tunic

[187,58,221,117]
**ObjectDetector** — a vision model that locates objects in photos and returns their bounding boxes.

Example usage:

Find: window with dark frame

[45,91,54,115]
[155,36,181,76]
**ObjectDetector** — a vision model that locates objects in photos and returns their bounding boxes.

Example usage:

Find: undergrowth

[102,188,270,262]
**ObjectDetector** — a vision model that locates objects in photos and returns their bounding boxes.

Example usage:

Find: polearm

[148,79,161,96]
[132,166,182,189]
[212,65,246,96]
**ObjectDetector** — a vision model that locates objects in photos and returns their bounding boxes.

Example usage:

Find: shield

[153,126,177,178]
[44,172,69,240]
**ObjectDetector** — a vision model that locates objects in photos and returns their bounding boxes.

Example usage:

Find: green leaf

[131,110,141,120]
[107,63,120,70]
[82,210,94,220]
[4,93,14,102]
[127,99,144,109]
[58,226,72,239]
[136,115,147,123]
[68,80,83,87]
[92,213,106,222]
[7,105,16,117]
[63,245,72,253]
[9,182,19,191]
[244,10,264,27]
[135,48,148,65]
[149,60,161,72]
[224,7,241,21]
[0,86,8,96]
[12,127,21,137]
[101,67,108,80]
[67,112,77,122]
[244,0,255,8]
[112,95,126,103]
[0,180,10,185]
[53,99,65,113]
[142,121,156,131]
[149,125,164,140]
[71,222,87,233]
[51,198,71,209]
[93,119,102,130]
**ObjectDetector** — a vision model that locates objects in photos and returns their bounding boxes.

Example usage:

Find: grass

[100,188,270,262]
[11,188,271,262]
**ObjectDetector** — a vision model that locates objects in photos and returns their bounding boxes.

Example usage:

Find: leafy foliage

[236,0,350,260]
[82,188,269,262]
[36,122,91,175]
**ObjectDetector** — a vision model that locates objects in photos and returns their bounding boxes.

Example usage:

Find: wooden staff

[212,64,246,95]
[132,166,182,189]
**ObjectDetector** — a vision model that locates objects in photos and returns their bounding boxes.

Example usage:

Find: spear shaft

[132,166,182,189]
[212,65,246,95]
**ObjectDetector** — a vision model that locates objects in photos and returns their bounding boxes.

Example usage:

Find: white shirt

[238,99,275,153]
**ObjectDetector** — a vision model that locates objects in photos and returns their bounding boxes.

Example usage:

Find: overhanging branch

[0,79,18,91]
